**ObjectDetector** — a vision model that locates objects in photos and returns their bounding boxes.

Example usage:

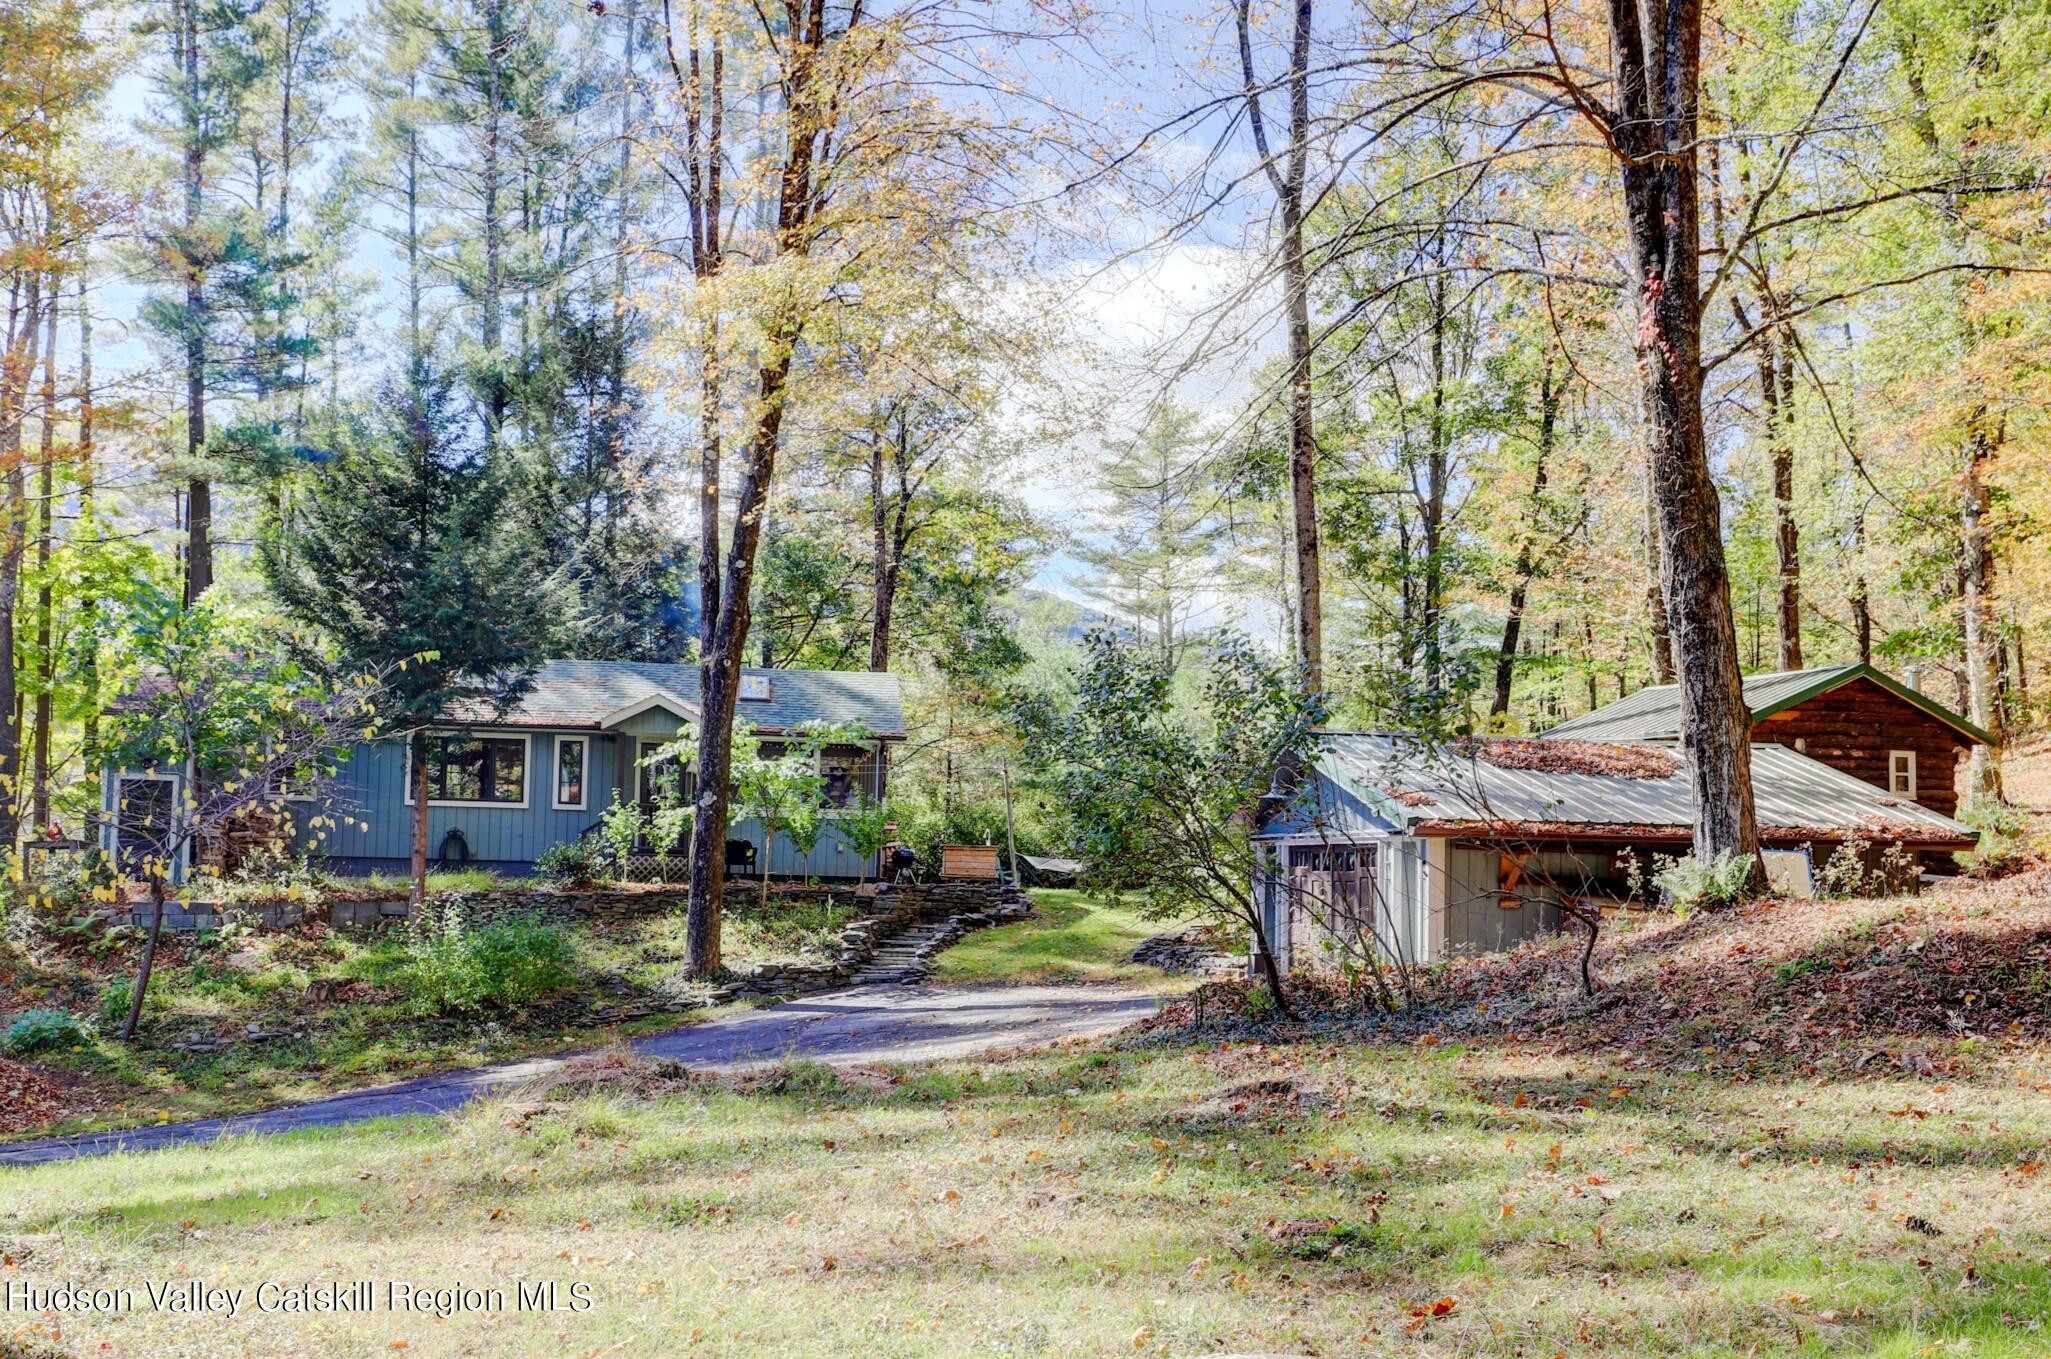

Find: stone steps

[702,884,1036,1000]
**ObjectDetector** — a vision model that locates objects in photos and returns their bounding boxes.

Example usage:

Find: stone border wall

[124,882,1037,1010]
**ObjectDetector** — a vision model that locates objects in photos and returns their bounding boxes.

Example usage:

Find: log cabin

[1541,663,1990,817]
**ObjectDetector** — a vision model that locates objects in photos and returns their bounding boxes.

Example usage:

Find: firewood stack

[195,803,291,876]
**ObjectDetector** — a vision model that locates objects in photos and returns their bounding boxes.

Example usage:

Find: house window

[818,746,876,809]
[739,674,773,702]
[554,736,588,811]
[418,734,527,805]
[1888,749,1917,799]
[638,739,689,813]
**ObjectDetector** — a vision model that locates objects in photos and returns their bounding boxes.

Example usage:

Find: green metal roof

[1540,663,1991,746]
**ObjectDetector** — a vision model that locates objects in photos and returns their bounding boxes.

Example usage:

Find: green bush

[98,979,135,1030]
[2,1007,92,1056]
[534,839,601,886]
[1653,851,1758,914]
[400,910,577,1014]
[1955,800,2029,875]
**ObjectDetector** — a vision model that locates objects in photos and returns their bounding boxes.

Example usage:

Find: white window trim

[553,735,590,812]
[1888,749,1917,799]
[404,731,533,809]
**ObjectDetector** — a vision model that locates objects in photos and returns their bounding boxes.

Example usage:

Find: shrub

[1653,851,1758,914]
[400,909,577,1013]
[597,792,648,882]
[2,1007,92,1056]
[1955,800,2029,875]
[98,979,136,1030]
[534,839,601,886]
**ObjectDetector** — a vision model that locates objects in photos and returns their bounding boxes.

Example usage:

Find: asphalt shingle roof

[1284,732,1975,847]
[445,660,906,737]
[1540,663,1989,744]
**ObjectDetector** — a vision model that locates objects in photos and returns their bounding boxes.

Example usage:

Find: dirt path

[0,984,1158,1167]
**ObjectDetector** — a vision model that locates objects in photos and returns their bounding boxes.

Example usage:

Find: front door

[1287,843,1379,956]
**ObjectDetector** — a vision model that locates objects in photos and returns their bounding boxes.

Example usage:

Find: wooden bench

[939,844,1001,881]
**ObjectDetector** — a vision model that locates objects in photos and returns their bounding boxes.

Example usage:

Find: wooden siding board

[1445,843,1561,956]
[1752,677,1967,816]
[288,732,888,878]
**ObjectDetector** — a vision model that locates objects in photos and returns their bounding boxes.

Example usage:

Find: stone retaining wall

[127,883,1036,1012]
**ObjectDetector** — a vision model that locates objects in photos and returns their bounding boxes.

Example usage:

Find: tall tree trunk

[605,0,639,553]
[1901,36,2003,806]
[1960,440,2004,807]
[1237,0,1321,689]
[1421,265,1448,692]
[1641,454,1675,685]
[405,69,424,373]
[671,2,729,976]
[480,0,507,443]
[1850,496,1872,665]
[1605,0,1761,867]
[868,430,895,671]
[410,729,431,907]
[687,0,833,979]
[181,0,212,608]
[78,272,98,782]
[1761,324,1802,670]
[31,294,56,832]
[0,276,41,851]
[1492,357,1557,717]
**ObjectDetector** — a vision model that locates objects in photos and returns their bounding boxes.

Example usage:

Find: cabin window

[817,746,877,809]
[418,734,527,805]
[1888,749,1917,799]
[554,736,588,811]
[739,674,773,702]
[638,738,689,812]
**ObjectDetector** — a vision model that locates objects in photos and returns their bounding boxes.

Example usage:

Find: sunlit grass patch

[933,889,1193,986]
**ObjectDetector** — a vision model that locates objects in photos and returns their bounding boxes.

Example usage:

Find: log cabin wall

[1750,677,1970,816]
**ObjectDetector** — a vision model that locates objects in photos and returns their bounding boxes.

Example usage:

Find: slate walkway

[0,984,1158,1167]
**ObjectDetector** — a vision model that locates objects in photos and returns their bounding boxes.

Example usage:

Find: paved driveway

[0,984,1158,1167]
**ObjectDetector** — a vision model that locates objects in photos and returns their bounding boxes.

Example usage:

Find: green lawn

[4,1032,2044,1358]
[931,888,1193,986]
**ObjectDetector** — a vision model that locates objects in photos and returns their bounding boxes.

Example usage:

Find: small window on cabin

[817,746,877,809]
[1889,749,1916,799]
[739,675,773,702]
[555,737,587,810]
[426,735,526,804]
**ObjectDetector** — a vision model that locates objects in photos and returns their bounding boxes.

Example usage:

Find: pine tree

[260,364,557,903]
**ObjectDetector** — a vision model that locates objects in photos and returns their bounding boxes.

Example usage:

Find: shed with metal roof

[1248,732,1977,971]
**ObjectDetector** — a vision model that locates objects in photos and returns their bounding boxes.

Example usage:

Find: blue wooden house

[101,661,906,881]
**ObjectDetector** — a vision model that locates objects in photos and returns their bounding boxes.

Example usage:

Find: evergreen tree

[1073,405,1227,671]
[259,364,557,903]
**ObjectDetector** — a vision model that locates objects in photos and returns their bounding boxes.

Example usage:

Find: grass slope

[931,889,1186,987]
[0,901,854,1139]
